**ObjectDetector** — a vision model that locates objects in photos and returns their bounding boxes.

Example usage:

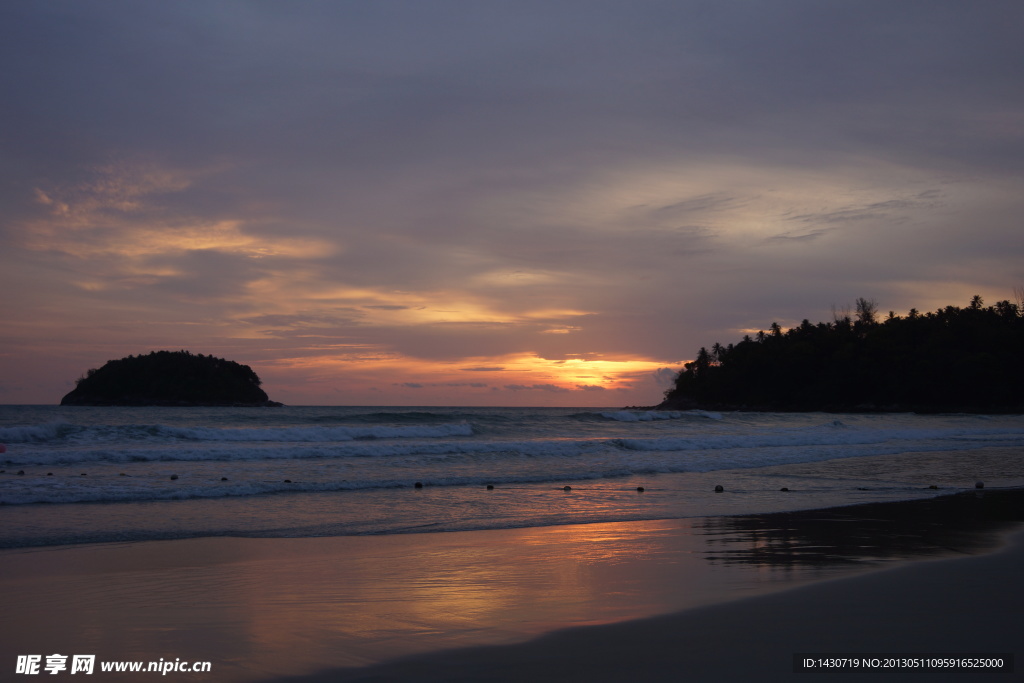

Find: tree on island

[61,350,282,406]
[658,295,1024,413]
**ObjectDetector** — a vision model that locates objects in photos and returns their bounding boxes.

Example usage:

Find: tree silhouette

[855,297,878,326]
[660,296,1024,413]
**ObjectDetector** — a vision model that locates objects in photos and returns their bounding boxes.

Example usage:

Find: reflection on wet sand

[2,490,1021,682]
[700,489,1024,568]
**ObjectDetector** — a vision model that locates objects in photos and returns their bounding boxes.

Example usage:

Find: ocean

[2,405,1024,549]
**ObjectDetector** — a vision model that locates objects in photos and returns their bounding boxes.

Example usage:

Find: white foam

[5,408,1024,511]
[616,424,1024,452]
[0,421,475,447]
[7,420,1024,468]
[0,423,74,443]
[598,410,723,422]
[600,410,684,422]
[156,421,475,442]
[689,409,724,420]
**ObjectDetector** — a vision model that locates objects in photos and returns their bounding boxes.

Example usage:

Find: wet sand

[283,526,1023,683]
[1,489,1021,682]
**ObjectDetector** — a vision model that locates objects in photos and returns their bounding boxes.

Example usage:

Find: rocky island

[60,350,282,407]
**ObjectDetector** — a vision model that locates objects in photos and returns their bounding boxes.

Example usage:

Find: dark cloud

[239,313,362,328]
[650,194,741,219]
[766,229,835,244]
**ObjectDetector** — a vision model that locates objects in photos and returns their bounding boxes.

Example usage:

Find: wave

[2,436,608,466]
[0,469,637,506]
[6,421,1024,468]
[330,411,516,424]
[598,411,720,421]
[615,425,1024,452]
[2,430,1011,506]
[599,410,684,422]
[0,423,75,443]
[155,422,475,442]
[573,410,723,422]
[0,421,474,446]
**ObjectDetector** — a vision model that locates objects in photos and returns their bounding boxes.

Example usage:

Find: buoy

[169,474,178,480]
[714,484,724,492]
[414,481,423,488]
[637,486,645,492]
[563,485,572,492]
[486,484,494,490]
[975,481,984,489]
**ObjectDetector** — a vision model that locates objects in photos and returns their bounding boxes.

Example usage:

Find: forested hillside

[659,296,1024,413]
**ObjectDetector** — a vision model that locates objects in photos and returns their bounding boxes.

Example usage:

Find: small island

[60,350,282,407]
[657,295,1024,413]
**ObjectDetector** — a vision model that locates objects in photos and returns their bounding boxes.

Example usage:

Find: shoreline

[272,488,1024,682]
[5,444,1023,549]
[652,398,1024,414]
[278,526,1024,682]
[2,488,1021,681]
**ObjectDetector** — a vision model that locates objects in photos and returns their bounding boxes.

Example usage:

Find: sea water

[2,405,1023,548]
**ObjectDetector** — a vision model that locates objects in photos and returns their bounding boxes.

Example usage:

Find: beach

[3,406,1023,680]
[2,487,1021,682]
[7,1,1024,678]
[281,522,1024,683]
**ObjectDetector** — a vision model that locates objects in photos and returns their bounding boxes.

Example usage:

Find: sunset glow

[2,3,1021,406]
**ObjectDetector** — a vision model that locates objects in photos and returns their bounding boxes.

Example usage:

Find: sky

[2,1,1023,407]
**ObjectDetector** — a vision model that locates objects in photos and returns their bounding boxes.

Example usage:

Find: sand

[1,489,1021,682]
[280,528,1023,683]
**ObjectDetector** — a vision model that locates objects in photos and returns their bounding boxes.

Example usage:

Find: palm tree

[855,297,878,325]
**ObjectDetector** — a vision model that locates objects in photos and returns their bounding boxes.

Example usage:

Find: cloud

[394,382,488,389]
[653,367,679,389]
[783,198,924,227]
[766,228,835,244]
[2,2,1023,405]
[238,313,362,329]
[503,384,572,393]
[649,194,740,219]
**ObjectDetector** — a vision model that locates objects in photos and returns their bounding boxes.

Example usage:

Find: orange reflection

[2,507,984,682]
